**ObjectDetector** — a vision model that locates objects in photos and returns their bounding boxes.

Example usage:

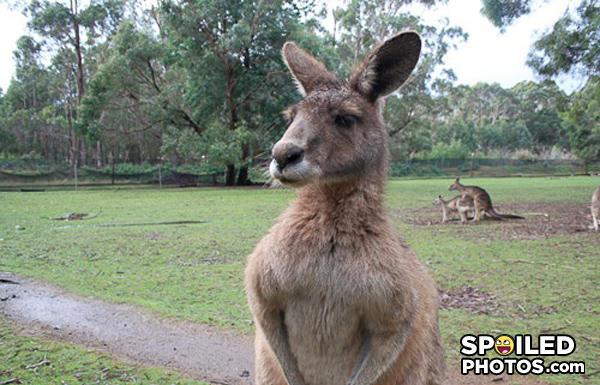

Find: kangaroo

[592,186,600,231]
[448,177,524,223]
[433,195,474,224]
[245,32,444,385]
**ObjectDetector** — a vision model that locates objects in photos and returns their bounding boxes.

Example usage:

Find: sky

[0,3,27,92]
[409,0,582,93]
[0,0,583,94]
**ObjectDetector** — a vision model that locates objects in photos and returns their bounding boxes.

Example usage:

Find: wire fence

[390,158,600,178]
[1,158,599,189]
[0,164,220,188]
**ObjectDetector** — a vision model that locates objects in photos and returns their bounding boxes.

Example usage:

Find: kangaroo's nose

[272,142,304,171]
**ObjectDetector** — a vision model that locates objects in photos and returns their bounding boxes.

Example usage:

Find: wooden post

[74,158,78,190]
[470,153,475,177]
[110,152,115,185]
[158,158,163,188]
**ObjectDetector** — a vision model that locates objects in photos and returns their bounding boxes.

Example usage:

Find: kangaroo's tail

[482,211,503,220]
[488,208,525,220]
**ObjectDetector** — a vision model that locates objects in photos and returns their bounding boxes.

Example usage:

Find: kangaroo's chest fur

[279,242,366,385]
[252,194,421,385]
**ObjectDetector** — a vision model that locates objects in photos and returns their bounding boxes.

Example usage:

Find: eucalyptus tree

[511,80,568,150]
[0,36,59,159]
[159,0,329,185]
[25,0,125,102]
[563,77,600,166]
[18,0,126,166]
[79,21,173,165]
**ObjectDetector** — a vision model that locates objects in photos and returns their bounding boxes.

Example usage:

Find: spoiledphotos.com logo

[460,334,585,376]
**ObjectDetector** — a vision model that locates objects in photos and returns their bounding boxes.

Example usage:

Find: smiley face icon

[495,335,514,355]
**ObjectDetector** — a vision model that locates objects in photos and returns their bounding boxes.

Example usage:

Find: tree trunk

[71,0,85,104]
[223,59,239,187]
[73,156,78,190]
[96,140,102,167]
[236,143,250,185]
[67,105,78,167]
[237,166,249,186]
[43,131,49,159]
[80,139,86,166]
[110,152,116,185]
[225,164,236,186]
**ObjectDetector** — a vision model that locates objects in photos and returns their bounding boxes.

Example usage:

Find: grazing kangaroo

[433,195,474,224]
[448,177,524,223]
[245,32,444,385]
[592,186,600,231]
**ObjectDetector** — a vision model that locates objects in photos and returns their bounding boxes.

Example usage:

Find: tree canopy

[0,0,598,184]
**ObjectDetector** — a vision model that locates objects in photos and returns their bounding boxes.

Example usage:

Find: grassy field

[1,176,599,384]
[0,319,199,385]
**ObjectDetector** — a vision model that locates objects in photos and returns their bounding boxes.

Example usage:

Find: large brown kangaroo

[448,177,524,223]
[245,32,444,385]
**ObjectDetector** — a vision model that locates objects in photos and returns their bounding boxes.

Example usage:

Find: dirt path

[0,273,254,385]
[0,273,549,385]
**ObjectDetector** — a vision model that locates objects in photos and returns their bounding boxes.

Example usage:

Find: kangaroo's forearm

[347,326,410,385]
[257,309,306,385]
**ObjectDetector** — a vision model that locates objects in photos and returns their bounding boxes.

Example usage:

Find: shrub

[426,140,471,160]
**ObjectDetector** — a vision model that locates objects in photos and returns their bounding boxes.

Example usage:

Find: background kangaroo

[245,32,444,385]
[433,195,474,224]
[448,177,524,223]
[592,186,600,231]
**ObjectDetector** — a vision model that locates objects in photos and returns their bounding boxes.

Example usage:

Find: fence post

[158,160,163,188]
[470,153,474,177]
[73,159,78,190]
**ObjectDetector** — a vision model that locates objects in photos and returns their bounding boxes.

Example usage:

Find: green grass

[1,176,599,385]
[0,319,203,385]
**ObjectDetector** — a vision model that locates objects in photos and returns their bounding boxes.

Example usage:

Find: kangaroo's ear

[455,176,460,182]
[438,195,443,199]
[350,32,421,102]
[282,42,337,96]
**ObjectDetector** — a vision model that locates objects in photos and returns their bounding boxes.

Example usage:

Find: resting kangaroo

[433,195,474,224]
[245,32,444,385]
[448,177,524,223]
[592,186,600,231]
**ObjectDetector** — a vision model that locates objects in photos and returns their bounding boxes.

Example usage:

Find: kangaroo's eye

[335,114,358,128]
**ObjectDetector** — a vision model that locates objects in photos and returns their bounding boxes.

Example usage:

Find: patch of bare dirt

[0,274,551,385]
[440,285,501,315]
[400,202,594,240]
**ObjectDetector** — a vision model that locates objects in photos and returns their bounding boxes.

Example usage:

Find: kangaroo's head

[433,195,444,206]
[270,32,421,187]
[449,177,462,191]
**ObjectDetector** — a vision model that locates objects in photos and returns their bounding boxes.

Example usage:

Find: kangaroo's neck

[295,175,387,224]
